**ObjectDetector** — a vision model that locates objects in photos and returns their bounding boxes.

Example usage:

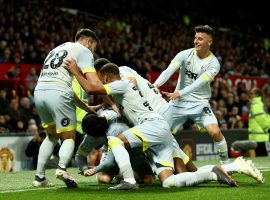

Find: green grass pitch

[0,157,269,200]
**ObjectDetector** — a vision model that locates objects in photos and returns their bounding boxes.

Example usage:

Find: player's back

[35,42,93,93]
[119,66,169,115]
[109,80,163,126]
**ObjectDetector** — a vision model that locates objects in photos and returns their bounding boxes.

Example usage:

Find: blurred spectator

[0,115,7,134]
[25,130,60,169]
[19,97,32,124]
[248,88,270,156]
[26,67,38,93]
[0,89,9,114]
[4,65,22,79]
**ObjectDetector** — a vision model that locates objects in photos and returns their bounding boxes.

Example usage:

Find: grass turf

[0,157,269,200]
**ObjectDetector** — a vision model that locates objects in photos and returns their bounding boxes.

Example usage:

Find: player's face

[86,38,97,53]
[194,32,212,52]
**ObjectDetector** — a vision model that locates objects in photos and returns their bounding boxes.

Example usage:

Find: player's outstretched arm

[65,59,107,95]
[154,62,178,88]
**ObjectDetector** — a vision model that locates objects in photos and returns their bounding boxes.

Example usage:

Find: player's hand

[83,168,96,176]
[126,77,137,86]
[161,91,180,100]
[111,104,121,115]
[153,83,159,88]
[64,59,80,75]
[88,104,103,115]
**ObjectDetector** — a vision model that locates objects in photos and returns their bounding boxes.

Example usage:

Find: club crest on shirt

[61,118,70,127]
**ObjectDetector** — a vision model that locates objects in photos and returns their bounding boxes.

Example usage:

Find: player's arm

[75,135,105,172]
[153,52,183,88]
[94,151,116,174]
[163,62,220,100]
[66,59,107,94]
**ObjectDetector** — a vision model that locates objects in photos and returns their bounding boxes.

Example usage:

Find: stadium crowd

[0,0,269,133]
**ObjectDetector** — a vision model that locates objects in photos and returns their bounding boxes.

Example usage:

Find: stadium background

[0,0,269,172]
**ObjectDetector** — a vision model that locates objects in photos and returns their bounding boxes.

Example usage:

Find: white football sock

[36,137,58,178]
[108,137,136,184]
[58,139,75,169]
[162,169,216,188]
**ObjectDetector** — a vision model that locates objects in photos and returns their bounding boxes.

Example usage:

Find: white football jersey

[119,66,170,115]
[35,42,95,93]
[172,48,220,102]
[105,79,163,125]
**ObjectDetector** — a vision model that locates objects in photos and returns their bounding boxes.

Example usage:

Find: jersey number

[43,50,68,69]
[203,107,212,114]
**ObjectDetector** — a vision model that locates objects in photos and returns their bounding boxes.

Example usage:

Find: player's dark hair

[75,28,100,43]
[195,25,215,39]
[94,58,111,72]
[99,63,119,77]
[81,113,109,137]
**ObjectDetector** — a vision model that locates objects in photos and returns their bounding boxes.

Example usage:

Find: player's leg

[194,103,230,164]
[33,125,59,186]
[107,134,138,189]
[33,90,58,187]
[129,147,155,184]
[51,90,77,187]
[198,157,264,183]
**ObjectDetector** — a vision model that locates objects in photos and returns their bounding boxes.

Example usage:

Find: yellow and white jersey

[104,79,163,126]
[173,48,220,102]
[35,42,95,93]
[155,48,220,103]
[119,66,170,116]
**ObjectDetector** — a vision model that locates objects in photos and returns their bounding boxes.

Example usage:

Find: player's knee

[97,173,113,184]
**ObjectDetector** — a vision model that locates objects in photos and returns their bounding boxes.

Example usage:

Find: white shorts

[170,101,218,133]
[34,89,76,133]
[123,118,175,174]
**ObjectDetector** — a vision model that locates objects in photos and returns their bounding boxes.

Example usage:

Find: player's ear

[103,75,109,84]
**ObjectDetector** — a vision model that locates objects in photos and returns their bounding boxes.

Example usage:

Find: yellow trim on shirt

[194,49,213,61]
[171,60,181,68]
[183,156,190,165]
[56,125,76,134]
[108,138,123,148]
[201,73,211,84]
[82,68,96,74]
[130,128,148,151]
[104,84,112,95]
[42,122,55,128]
[160,162,174,169]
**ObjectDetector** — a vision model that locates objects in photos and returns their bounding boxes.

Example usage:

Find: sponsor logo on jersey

[185,69,199,80]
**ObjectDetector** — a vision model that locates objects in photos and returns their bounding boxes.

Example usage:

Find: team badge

[0,147,14,172]
[61,118,70,127]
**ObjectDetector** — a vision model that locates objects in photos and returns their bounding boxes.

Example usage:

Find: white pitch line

[1,168,270,194]
[0,186,65,194]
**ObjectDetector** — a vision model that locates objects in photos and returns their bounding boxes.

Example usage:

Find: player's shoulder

[208,53,220,67]
[175,48,194,59]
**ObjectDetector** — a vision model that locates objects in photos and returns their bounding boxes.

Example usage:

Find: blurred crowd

[0,0,269,133]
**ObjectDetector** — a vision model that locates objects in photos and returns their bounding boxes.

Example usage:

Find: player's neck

[196,49,211,59]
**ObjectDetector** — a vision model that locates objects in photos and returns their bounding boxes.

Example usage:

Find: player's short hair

[81,113,109,137]
[75,28,100,43]
[99,63,119,77]
[195,25,215,39]
[94,58,111,71]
